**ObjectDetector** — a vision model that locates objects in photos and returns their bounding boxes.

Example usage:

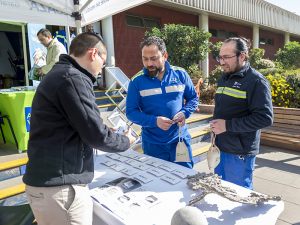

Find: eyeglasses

[216,55,237,63]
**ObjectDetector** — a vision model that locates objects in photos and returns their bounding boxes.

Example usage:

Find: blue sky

[265,0,300,15]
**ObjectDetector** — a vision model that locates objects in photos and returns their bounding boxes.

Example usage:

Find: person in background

[210,37,273,189]
[36,28,67,77]
[23,32,135,225]
[126,36,199,168]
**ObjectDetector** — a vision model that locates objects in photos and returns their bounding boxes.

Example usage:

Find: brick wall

[113,4,198,77]
[259,29,284,59]
[112,4,294,77]
[208,18,252,71]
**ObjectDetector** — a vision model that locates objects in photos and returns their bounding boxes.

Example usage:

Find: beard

[222,60,243,75]
[147,66,162,77]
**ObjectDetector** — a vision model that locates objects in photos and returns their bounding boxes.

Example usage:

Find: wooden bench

[261,107,300,151]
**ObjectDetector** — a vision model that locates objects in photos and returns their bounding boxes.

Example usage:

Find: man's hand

[36,68,43,76]
[172,111,186,126]
[124,128,136,145]
[157,116,173,130]
[210,119,226,134]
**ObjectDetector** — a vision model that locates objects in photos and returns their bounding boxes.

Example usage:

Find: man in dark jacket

[210,37,273,189]
[23,32,135,225]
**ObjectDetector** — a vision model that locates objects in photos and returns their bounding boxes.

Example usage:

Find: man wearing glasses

[126,36,198,168]
[23,32,135,225]
[210,37,273,189]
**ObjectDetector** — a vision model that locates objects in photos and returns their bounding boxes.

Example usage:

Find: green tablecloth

[0,91,35,152]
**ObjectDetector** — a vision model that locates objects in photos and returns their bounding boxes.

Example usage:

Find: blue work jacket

[126,61,198,144]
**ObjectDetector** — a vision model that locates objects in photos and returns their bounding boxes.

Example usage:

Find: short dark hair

[224,37,251,60]
[140,36,167,54]
[37,28,52,38]
[69,32,106,57]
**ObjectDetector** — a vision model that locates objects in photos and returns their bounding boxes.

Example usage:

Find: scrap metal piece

[187,173,281,205]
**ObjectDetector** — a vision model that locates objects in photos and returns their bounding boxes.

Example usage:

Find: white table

[90,150,284,225]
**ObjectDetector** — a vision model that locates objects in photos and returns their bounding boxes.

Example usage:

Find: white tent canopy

[0,0,149,85]
[0,0,150,27]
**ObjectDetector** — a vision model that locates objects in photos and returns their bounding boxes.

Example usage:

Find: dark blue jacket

[23,55,130,187]
[214,63,273,155]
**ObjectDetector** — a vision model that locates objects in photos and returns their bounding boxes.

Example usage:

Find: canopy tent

[0,0,150,85]
[0,0,150,30]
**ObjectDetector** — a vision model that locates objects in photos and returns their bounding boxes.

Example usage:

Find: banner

[27,24,46,68]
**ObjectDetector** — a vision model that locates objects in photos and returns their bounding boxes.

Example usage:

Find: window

[259,38,273,45]
[228,32,238,37]
[126,15,160,29]
[259,38,266,45]
[266,38,274,45]
[144,18,160,28]
[126,15,143,27]
[209,29,217,37]
[209,29,238,39]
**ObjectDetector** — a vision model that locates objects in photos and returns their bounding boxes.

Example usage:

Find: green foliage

[200,86,216,105]
[249,48,275,70]
[265,73,295,107]
[259,67,284,76]
[188,64,204,80]
[146,24,211,73]
[210,41,222,60]
[285,71,300,108]
[249,48,264,68]
[275,41,300,69]
[208,65,223,85]
[258,59,275,69]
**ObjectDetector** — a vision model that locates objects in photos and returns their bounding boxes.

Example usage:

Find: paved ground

[194,145,300,225]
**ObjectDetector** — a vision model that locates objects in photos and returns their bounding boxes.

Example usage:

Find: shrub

[265,73,295,107]
[275,41,300,69]
[285,72,300,108]
[200,86,216,105]
[249,48,264,68]
[210,41,222,60]
[249,48,275,70]
[259,67,284,76]
[258,59,275,69]
[208,66,222,85]
[187,64,204,80]
[146,24,211,71]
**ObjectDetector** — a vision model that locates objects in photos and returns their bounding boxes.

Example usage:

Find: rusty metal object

[187,173,281,205]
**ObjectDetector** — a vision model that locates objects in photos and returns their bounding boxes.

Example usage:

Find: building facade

[100,0,300,84]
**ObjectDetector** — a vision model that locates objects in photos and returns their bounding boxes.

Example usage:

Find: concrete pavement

[194,145,300,225]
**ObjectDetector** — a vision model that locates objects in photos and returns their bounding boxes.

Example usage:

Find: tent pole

[65,26,71,51]
[22,24,29,86]
[73,0,82,34]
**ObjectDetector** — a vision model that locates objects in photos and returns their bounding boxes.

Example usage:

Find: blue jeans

[215,151,256,189]
[142,140,194,168]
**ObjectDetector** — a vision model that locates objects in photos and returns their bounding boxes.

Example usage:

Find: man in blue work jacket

[126,36,199,168]
[210,37,273,189]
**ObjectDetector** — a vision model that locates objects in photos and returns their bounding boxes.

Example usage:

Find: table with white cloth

[90,150,284,225]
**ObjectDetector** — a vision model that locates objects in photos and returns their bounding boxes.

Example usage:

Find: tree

[146,24,211,76]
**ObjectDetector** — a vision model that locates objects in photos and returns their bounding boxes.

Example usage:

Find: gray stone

[171,206,208,225]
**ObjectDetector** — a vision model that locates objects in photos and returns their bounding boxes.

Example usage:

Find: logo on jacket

[170,78,178,84]
[232,81,242,89]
